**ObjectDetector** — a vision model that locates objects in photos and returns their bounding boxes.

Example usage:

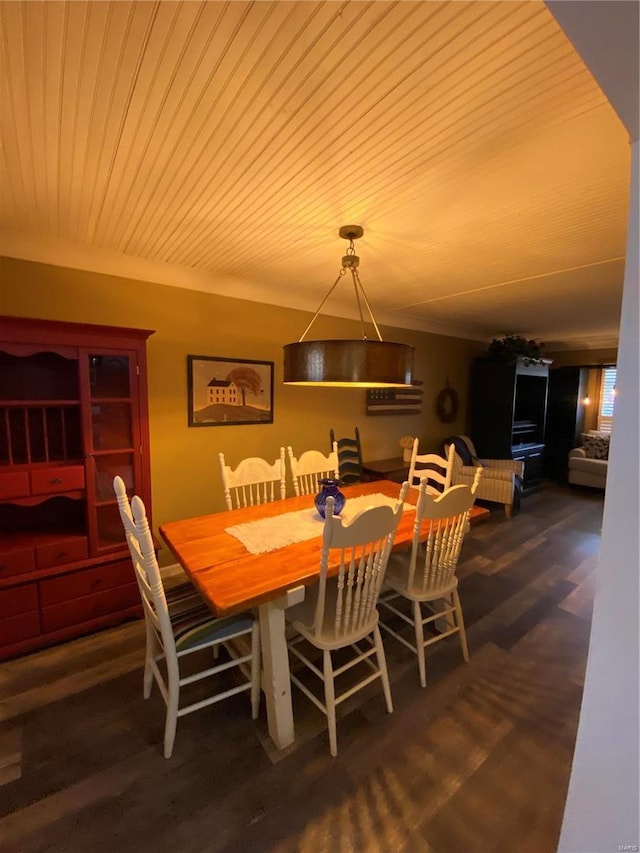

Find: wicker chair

[444,435,523,518]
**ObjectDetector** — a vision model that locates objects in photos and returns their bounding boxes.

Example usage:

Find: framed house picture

[187,355,274,427]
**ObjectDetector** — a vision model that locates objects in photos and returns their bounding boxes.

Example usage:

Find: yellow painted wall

[1,257,482,556]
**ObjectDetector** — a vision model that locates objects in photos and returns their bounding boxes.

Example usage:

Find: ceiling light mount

[338,225,364,241]
[283,225,414,387]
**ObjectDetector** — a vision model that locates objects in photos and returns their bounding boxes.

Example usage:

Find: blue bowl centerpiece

[314,478,346,518]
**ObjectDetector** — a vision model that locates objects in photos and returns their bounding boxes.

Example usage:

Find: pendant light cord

[297,269,346,342]
[352,267,383,342]
[297,237,384,343]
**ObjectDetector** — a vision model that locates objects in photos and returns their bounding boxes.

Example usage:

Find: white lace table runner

[225,492,415,555]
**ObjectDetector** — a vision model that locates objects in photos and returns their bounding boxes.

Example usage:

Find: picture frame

[187,355,274,427]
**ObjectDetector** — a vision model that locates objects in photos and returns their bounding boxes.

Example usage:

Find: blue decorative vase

[314,478,346,518]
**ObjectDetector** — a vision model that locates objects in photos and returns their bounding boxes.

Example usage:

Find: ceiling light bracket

[342,254,359,269]
[338,225,364,241]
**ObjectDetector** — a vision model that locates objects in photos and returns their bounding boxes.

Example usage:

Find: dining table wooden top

[159,480,489,618]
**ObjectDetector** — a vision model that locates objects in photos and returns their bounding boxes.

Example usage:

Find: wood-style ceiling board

[370,107,629,311]
[172,2,550,268]
[397,259,625,345]
[0,0,632,349]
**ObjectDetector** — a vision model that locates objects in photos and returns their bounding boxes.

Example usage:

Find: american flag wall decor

[366,381,423,416]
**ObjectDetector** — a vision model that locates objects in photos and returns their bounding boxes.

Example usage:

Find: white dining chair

[287,444,339,497]
[407,438,455,495]
[378,471,482,687]
[113,476,261,758]
[219,448,286,510]
[285,481,409,756]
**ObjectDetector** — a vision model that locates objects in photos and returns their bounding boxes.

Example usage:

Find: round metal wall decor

[435,381,459,423]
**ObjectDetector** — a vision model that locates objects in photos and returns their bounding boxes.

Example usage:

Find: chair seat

[165,580,203,615]
[385,552,459,602]
[166,582,252,653]
[287,583,379,650]
[172,602,254,652]
[568,455,608,474]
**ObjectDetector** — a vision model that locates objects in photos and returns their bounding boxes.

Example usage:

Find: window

[598,367,617,432]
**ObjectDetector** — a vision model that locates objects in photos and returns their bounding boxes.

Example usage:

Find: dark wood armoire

[470,357,551,495]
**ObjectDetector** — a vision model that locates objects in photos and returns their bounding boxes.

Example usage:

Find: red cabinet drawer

[0,546,36,579]
[41,582,141,632]
[0,471,30,499]
[0,611,41,645]
[30,465,85,495]
[0,582,39,617]
[40,560,135,606]
[36,537,88,570]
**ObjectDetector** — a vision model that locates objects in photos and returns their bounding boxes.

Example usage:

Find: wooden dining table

[159,480,489,750]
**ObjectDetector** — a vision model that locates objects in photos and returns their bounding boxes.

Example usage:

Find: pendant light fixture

[283,226,414,387]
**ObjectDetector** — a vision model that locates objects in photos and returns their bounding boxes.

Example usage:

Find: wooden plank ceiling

[0,0,630,348]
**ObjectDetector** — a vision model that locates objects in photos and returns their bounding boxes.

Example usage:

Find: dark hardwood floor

[0,484,603,853]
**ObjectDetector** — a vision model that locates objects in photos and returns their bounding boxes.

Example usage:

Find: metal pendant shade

[284,339,413,387]
[283,226,414,388]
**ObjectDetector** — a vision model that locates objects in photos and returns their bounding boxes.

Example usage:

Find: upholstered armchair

[444,436,524,518]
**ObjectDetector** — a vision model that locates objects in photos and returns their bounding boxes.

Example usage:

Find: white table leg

[258,586,305,750]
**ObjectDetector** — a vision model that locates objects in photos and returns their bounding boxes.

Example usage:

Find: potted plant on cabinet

[486,334,545,366]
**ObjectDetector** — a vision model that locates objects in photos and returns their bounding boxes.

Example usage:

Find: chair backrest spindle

[312,482,409,641]
[406,470,482,594]
[219,449,286,510]
[287,445,340,497]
